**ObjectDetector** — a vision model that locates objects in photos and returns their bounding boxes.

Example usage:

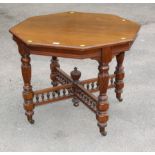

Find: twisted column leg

[96,62,110,136]
[115,52,125,102]
[70,67,81,107]
[50,56,60,86]
[21,53,35,124]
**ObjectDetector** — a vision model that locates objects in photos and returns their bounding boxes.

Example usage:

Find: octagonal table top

[9,11,140,50]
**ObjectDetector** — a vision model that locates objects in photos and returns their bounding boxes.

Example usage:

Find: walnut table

[9,12,140,136]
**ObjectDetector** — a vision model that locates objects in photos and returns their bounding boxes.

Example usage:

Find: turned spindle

[70,67,81,107]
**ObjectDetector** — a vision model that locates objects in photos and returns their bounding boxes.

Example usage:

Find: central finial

[74,67,77,71]
[70,67,81,82]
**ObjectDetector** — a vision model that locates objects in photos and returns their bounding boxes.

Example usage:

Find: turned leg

[50,56,60,86]
[115,52,125,102]
[21,53,35,124]
[96,62,110,136]
[70,67,81,107]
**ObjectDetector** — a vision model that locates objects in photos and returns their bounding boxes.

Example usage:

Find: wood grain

[10,12,140,51]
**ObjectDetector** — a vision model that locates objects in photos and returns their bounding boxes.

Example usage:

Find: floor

[0,4,155,152]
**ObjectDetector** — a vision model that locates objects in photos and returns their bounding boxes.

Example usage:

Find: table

[9,12,140,136]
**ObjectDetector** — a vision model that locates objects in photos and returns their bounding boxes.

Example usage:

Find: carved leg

[50,56,60,86]
[96,62,109,136]
[21,53,35,124]
[115,52,125,102]
[70,67,81,107]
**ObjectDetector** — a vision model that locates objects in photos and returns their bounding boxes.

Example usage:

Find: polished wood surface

[10,12,140,136]
[10,11,140,51]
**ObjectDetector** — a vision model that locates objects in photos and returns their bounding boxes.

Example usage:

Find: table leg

[21,53,35,124]
[96,62,109,136]
[115,52,125,102]
[50,56,60,86]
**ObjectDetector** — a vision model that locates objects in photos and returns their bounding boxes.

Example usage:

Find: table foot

[116,93,123,102]
[26,113,35,124]
[72,97,79,107]
[24,103,35,124]
[27,118,35,124]
[98,124,107,136]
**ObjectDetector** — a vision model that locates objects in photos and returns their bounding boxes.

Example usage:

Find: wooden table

[9,12,140,136]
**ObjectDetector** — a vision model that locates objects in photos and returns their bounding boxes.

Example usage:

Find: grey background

[0,4,155,152]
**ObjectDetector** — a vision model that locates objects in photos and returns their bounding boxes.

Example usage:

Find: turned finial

[70,67,81,82]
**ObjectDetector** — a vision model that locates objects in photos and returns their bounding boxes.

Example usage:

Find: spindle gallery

[9,12,140,136]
